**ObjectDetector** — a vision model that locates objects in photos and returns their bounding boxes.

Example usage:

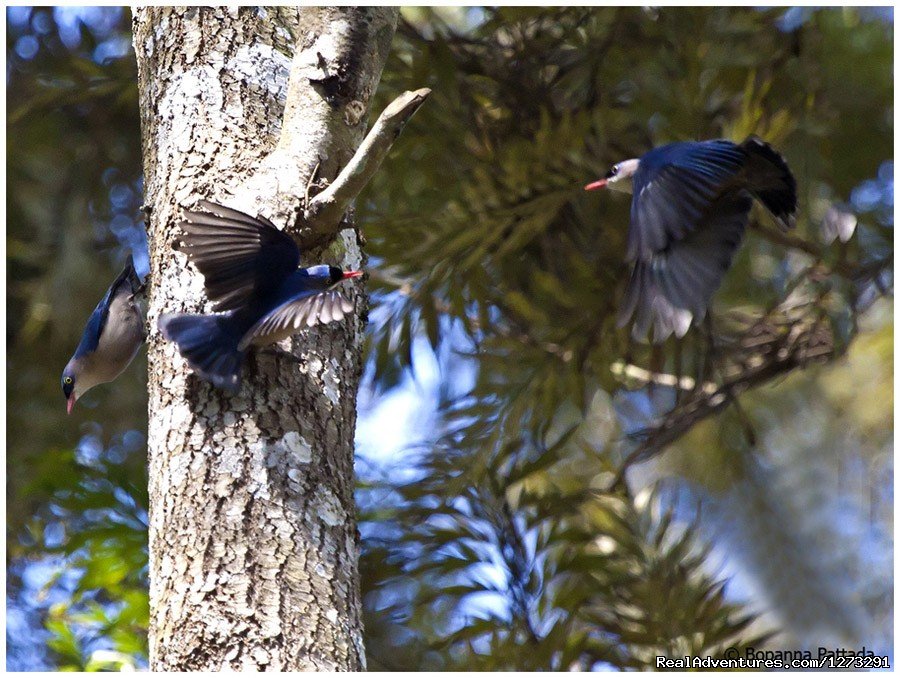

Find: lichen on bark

[133,7,398,670]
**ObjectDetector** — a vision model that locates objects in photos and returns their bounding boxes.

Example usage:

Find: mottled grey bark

[133,7,397,670]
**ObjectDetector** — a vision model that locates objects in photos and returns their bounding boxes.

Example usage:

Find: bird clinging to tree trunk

[158,200,362,392]
[61,256,145,414]
[586,137,797,342]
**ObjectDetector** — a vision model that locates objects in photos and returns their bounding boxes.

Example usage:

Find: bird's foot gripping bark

[258,346,306,366]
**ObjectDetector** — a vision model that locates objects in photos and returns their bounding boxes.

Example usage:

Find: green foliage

[7,8,148,668]
[363,6,891,396]
[361,444,770,669]
[12,429,149,669]
[7,6,146,531]
[357,5,891,669]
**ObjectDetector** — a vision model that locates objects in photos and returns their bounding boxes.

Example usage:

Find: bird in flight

[586,137,797,342]
[159,200,362,392]
[62,256,145,414]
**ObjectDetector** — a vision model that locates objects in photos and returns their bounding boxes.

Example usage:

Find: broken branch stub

[304,87,432,236]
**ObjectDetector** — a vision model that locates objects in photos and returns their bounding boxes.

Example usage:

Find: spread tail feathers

[158,313,244,392]
[741,136,798,230]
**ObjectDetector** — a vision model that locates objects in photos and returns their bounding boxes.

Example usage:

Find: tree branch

[603,218,894,490]
[607,288,838,491]
[304,88,431,233]
[749,220,866,280]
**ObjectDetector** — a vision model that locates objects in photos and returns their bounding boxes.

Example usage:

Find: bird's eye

[605,166,619,179]
[64,377,73,385]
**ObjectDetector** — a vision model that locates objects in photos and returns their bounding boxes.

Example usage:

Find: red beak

[66,394,76,415]
[584,179,608,191]
[342,270,363,279]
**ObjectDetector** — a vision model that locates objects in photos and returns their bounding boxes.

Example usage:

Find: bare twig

[303,160,321,209]
[611,361,717,394]
[605,221,894,489]
[749,220,865,279]
[304,88,432,232]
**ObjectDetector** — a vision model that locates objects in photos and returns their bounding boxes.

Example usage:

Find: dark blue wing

[627,140,747,262]
[175,200,300,312]
[72,257,140,358]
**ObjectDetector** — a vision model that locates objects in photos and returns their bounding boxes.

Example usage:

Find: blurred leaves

[361,441,771,669]
[10,426,149,669]
[7,7,147,536]
[7,7,148,670]
[357,5,891,669]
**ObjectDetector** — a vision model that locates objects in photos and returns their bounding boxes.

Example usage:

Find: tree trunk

[133,7,397,670]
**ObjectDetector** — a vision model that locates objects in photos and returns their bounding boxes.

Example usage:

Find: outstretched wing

[238,290,354,351]
[619,191,752,342]
[174,200,300,312]
[627,140,747,262]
